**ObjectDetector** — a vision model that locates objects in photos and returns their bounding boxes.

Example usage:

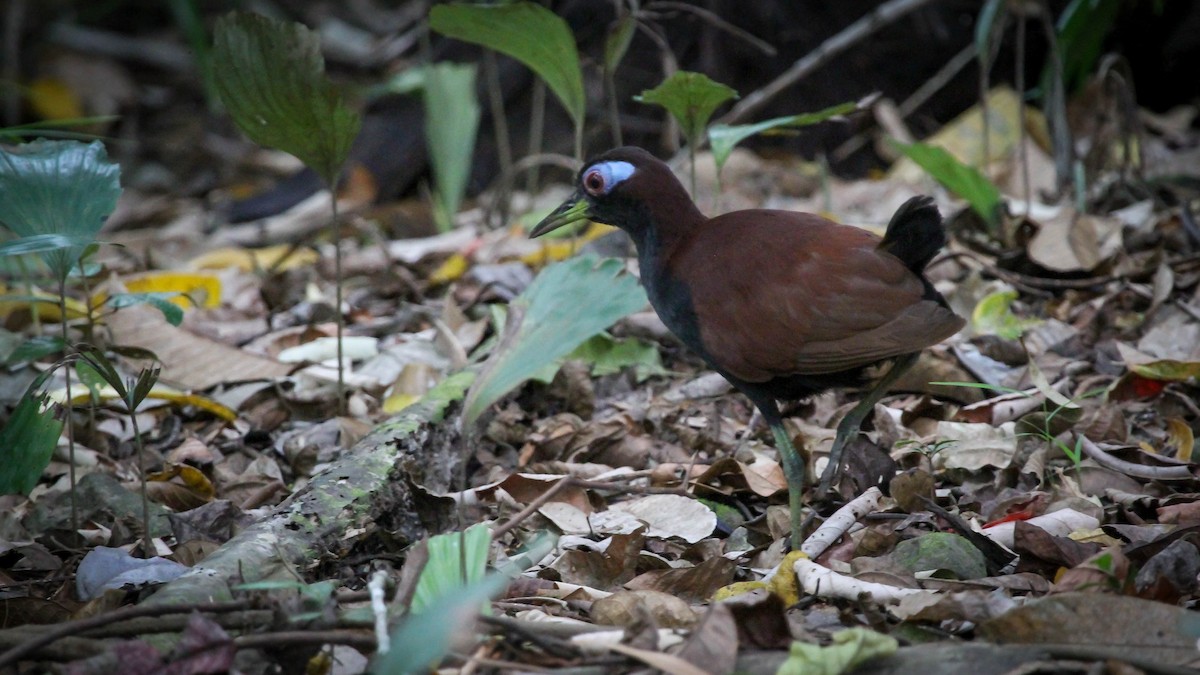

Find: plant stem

[331,182,346,416]
[604,66,622,147]
[58,276,76,532]
[128,396,151,557]
[483,50,512,229]
[526,79,546,195]
[688,143,696,200]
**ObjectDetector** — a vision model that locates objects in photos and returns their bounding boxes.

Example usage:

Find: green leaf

[107,292,185,326]
[379,574,509,674]
[604,15,637,74]
[569,333,666,380]
[0,385,64,496]
[635,71,737,147]
[6,336,64,365]
[971,288,1040,340]
[891,140,1003,225]
[708,99,864,175]
[0,139,120,281]
[463,256,648,427]
[430,3,584,129]
[1050,0,1121,93]
[0,233,87,258]
[423,63,481,232]
[411,523,492,615]
[75,359,107,400]
[778,627,898,675]
[210,11,362,185]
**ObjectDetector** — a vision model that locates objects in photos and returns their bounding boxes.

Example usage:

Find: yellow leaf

[54,384,237,422]
[711,580,766,602]
[95,272,223,310]
[27,77,84,121]
[1166,417,1194,462]
[766,550,809,605]
[148,463,216,500]
[1129,359,1200,382]
[0,283,90,321]
[187,245,319,272]
[382,392,420,414]
[519,222,617,266]
[429,252,469,285]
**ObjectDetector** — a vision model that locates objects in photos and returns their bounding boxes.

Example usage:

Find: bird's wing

[679,215,962,382]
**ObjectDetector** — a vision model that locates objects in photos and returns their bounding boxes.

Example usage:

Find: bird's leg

[815,352,920,499]
[768,420,807,547]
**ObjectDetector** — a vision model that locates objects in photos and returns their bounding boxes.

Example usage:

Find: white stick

[800,486,883,559]
[794,557,933,604]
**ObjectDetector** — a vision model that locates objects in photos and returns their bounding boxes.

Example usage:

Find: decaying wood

[145,371,475,609]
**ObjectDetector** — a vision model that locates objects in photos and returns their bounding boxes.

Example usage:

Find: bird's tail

[878,196,945,273]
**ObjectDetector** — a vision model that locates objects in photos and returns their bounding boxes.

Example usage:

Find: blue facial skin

[585,160,635,194]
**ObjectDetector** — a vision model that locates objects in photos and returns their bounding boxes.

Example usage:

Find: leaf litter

[2,27,1200,675]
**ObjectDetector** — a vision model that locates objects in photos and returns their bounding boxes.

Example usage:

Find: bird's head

[530,146,687,239]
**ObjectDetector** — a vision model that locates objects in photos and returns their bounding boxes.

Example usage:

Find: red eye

[583,170,605,195]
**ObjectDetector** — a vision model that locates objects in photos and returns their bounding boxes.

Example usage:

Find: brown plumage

[532,146,964,542]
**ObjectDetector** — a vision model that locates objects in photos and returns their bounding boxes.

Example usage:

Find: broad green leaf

[0,233,87,258]
[423,63,481,231]
[0,140,120,281]
[430,3,584,128]
[0,386,63,496]
[211,11,362,185]
[378,574,509,675]
[708,99,863,175]
[411,524,491,615]
[891,140,1003,225]
[107,292,186,327]
[463,256,648,427]
[635,71,737,147]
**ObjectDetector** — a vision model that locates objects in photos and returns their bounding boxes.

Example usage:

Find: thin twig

[643,2,776,55]
[1076,434,1195,481]
[718,0,937,125]
[0,600,253,668]
[491,476,576,540]
[234,630,376,651]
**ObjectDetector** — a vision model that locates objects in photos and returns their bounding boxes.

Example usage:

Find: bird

[530,146,964,545]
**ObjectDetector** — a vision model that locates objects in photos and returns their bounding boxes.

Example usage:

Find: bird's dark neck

[624,183,705,281]
[621,188,707,361]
